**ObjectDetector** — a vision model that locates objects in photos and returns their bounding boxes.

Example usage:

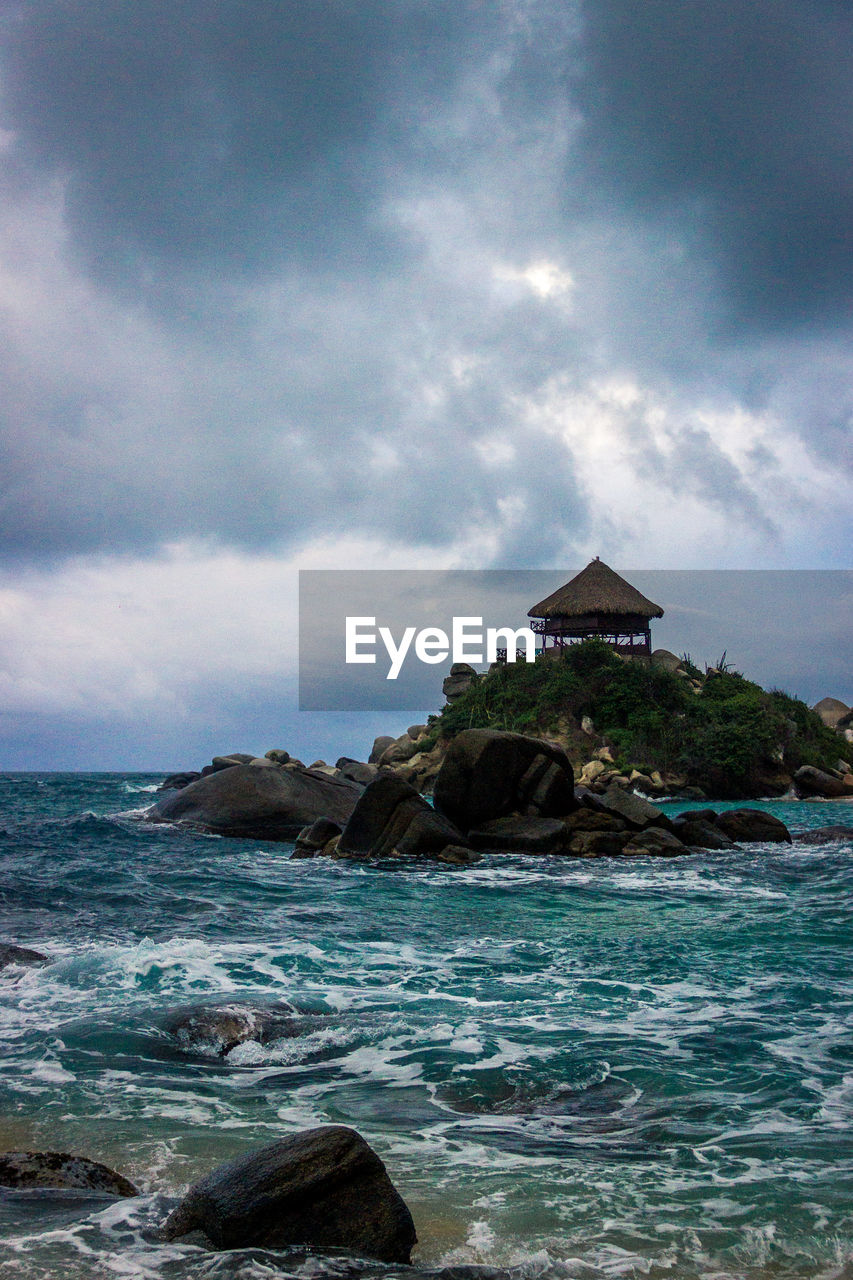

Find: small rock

[0,1151,138,1196]
[580,760,607,786]
[811,697,850,728]
[161,1126,416,1263]
[567,830,630,857]
[265,749,290,764]
[442,663,477,702]
[369,736,396,764]
[292,818,344,858]
[621,828,690,857]
[407,724,428,740]
[598,784,672,832]
[651,649,682,673]
[337,761,378,786]
[158,772,201,792]
[581,715,596,737]
[436,845,483,865]
[671,817,735,850]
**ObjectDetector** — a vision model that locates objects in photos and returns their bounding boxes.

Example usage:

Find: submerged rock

[0,943,50,971]
[336,775,468,862]
[0,1151,138,1196]
[163,1002,300,1057]
[157,771,201,792]
[147,764,362,841]
[791,825,853,844]
[434,730,576,833]
[161,1125,416,1263]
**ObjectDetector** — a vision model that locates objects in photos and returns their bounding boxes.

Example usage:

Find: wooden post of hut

[527,558,663,658]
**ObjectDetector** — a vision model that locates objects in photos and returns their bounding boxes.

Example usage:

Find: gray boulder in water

[161,1125,417,1263]
[147,764,362,841]
[336,775,468,861]
[0,1151,138,1196]
[713,808,792,843]
[163,1001,300,1057]
[433,729,576,833]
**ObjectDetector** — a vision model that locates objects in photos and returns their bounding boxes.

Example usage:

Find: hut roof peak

[528,559,664,620]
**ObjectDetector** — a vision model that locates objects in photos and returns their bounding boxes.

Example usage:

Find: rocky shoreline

[144,722,852,865]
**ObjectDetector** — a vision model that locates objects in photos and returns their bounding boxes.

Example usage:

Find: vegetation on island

[424,640,851,799]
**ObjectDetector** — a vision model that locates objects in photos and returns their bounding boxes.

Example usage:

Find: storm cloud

[0,1,849,763]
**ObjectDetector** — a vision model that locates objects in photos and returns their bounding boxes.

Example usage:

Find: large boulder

[147,765,362,841]
[793,765,853,799]
[0,943,50,970]
[0,1151,137,1196]
[812,697,850,728]
[433,730,576,832]
[161,1126,416,1263]
[713,808,792,843]
[336,775,468,861]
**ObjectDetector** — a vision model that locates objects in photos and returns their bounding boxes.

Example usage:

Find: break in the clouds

[0,1,849,764]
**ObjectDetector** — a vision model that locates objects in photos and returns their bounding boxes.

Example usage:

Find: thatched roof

[528,558,664,620]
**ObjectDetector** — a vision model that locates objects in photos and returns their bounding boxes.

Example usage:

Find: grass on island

[423,639,851,799]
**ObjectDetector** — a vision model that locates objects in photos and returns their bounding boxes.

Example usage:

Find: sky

[0,0,850,769]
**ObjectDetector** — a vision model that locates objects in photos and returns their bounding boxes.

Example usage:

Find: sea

[0,772,851,1280]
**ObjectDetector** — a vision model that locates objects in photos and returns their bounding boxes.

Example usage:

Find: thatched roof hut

[527,558,663,657]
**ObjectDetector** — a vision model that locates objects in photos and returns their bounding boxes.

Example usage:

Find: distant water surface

[0,772,851,1280]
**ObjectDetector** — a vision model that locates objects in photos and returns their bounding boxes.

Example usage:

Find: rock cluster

[149,727,804,861]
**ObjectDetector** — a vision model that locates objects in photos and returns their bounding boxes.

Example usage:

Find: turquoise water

[0,772,851,1280]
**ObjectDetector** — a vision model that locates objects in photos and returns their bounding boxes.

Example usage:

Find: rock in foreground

[434,730,576,832]
[0,1151,138,1196]
[147,765,362,841]
[161,1125,416,1263]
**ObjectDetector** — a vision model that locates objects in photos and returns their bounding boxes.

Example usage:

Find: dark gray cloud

[574,0,853,328]
[0,0,849,573]
[1,0,503,283]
